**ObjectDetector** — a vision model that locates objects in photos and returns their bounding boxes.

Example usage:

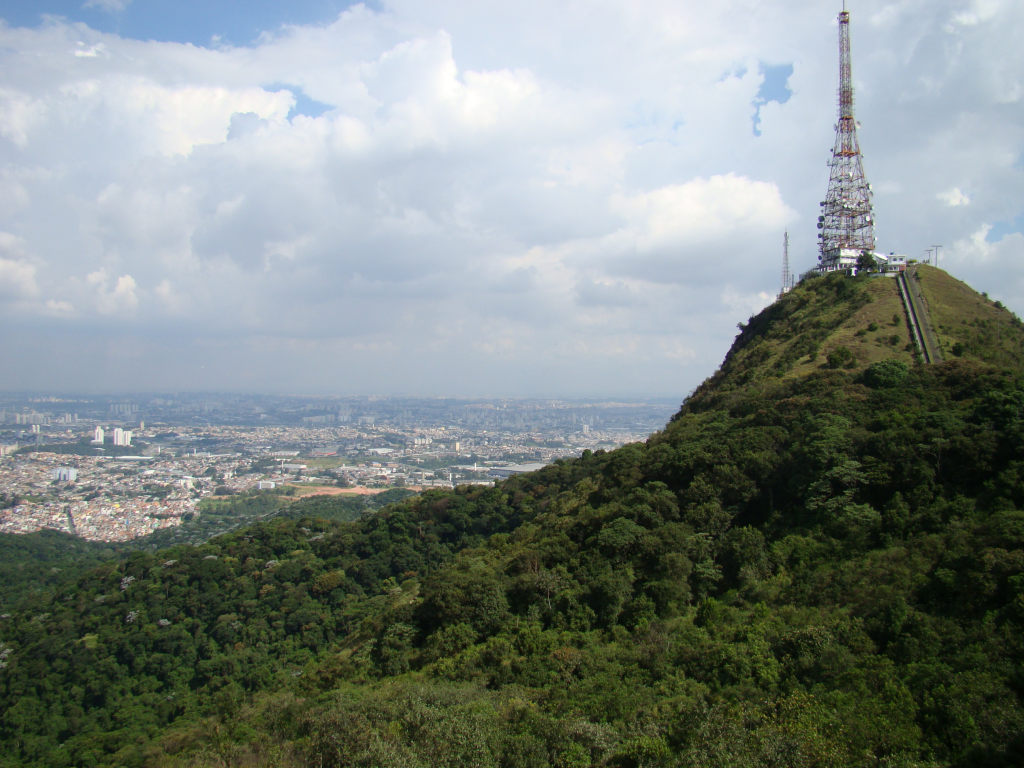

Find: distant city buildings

[0,393,676,542]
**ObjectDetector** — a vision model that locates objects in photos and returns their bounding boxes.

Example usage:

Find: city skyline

[1,0,1022,396]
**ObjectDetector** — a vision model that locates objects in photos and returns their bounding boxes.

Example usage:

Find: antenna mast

[780,230,792,297]
[817,7,875,269]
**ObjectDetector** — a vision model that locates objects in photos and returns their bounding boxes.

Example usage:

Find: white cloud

[0,89,44,147]
[44,299,76,315]
[0,232,39,300]
[0,258,38,300]
[121,81,293,156]
[73,42,109,58]
[938,187,971,206]
[0,0,1023,394]
[943,225,1024,308]
[84,270,140,315]
[722,287,775,320]
[611,174,791,252]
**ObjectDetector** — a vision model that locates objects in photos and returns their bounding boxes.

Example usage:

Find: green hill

[3,271,1024,767]
[694,267,1024,404]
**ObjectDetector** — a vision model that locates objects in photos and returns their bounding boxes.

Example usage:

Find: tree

[856,250,877,272]
[863,359,908,388]
[826,345,854,369]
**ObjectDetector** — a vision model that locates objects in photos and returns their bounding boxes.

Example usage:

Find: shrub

[862,359,908,388]
[826,346,854,369]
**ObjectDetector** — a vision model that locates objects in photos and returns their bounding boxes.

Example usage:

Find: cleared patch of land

[282,484,394,497]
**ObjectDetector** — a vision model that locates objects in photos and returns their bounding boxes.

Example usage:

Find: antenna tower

[780,230,793,297]
[817,6,875,266]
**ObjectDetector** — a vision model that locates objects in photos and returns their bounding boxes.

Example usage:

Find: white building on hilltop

[92,426,104,444]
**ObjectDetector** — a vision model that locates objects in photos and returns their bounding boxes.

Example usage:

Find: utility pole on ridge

[780,230,793,298]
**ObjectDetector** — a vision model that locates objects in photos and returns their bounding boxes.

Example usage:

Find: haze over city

[1,0,1022,396]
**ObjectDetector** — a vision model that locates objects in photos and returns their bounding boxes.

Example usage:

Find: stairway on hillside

[898,267,942,363]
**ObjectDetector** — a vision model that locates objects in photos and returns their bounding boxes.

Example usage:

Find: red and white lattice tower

[817,6,875,271]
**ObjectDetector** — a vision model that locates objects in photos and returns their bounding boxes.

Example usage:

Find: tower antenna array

[817,7,875,270]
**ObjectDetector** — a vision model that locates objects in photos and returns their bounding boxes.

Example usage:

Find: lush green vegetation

[0,530,124,610]
[127,489,416,552]
[3,273,1024,767]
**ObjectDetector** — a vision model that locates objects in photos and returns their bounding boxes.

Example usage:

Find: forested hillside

[2,272,1024,768]
[0,531,123,610]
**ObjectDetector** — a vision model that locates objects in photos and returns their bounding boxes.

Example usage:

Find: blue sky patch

[1,0,364,47]
[265,83,334,119]
[752,63,793,136]
[986,213,1024,242]
[290,91,333,119]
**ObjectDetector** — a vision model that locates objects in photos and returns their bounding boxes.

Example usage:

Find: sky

[0,0,1022,397]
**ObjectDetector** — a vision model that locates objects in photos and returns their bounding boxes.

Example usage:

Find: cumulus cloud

[944,226,1024,308]
[0,0,1022,394]
[0,232,39,301]
[84,270,140,315]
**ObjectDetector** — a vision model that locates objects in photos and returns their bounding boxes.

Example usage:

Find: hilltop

[2,269,1024,767]
[692,267,1024,405]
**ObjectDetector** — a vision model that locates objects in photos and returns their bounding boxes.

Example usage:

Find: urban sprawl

[0,394,676,543]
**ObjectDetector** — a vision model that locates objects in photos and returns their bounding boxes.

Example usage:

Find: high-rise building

[52,468,77,482]
[112,428,132,446]
[92,426,105,444]
[817,7,876,274]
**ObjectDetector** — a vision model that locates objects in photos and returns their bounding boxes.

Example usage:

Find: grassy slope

[688,272,915,407]
[915,265,1024,366]
[790,275,916,373]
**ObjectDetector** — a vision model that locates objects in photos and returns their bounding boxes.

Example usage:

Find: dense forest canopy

[2,271,1024,767]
